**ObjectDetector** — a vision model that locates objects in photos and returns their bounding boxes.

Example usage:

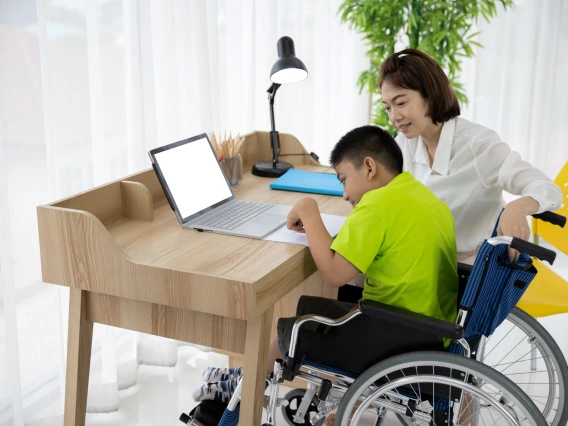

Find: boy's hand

[287,209,305,233]
[287,198,319,233]
[288,197,358,287]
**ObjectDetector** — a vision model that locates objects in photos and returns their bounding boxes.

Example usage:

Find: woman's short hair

[379,49,460,124]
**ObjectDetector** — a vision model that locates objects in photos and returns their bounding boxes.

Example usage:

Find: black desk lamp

[252,36,308,177]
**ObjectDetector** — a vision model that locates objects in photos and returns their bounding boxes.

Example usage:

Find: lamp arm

[267,83,281,165]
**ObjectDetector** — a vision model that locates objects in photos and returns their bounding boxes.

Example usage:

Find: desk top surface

[106,165,352,284]
[38,133,353,318]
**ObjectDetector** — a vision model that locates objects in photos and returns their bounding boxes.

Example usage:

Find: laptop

[148,134,291,239]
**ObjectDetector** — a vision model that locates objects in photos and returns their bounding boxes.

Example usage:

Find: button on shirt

[396,117,563,255]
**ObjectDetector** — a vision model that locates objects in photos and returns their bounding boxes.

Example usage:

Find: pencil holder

[221,155,240,187]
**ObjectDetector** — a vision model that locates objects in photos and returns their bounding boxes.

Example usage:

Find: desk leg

[64,288,93,426]
[240,306,274,425]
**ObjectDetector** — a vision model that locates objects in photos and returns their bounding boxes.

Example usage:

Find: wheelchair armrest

[359,300,464,341]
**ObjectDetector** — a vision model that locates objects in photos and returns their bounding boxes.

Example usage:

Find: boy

[193,125,458,404]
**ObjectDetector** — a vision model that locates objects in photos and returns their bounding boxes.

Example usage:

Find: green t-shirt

[331,171,458,326]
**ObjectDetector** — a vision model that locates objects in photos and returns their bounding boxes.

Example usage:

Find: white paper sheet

[263,214,347,246]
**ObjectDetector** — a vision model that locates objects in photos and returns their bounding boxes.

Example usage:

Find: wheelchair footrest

[179,400,228,426]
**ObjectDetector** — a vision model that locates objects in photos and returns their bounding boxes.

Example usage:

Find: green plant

[339,0,513,134]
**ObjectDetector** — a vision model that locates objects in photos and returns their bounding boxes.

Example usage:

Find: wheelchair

[180,212,566,425]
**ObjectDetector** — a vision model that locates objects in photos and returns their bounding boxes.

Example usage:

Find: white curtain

[458,0,568,371]
[0,0,369,424]
[459,0,568,180]
[1,0,567,424]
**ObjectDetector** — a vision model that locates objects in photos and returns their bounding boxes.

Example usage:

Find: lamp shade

[270,36,308,84]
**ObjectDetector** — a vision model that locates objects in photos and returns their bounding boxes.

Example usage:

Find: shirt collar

[431,118,456,176]
[413,135,429,166]
[410,118,456,176]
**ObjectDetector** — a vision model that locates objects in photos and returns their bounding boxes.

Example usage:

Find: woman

[338,48,562,307]
[379,48,562,262]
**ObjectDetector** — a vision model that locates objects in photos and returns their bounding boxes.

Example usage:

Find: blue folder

[269,169,343,196]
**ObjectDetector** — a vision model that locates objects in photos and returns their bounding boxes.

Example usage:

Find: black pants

[337,284,363,304]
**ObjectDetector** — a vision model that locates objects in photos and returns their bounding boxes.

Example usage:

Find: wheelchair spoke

[485,400,502,426]
[458,392,479,425]
[530,398,547,408]
[484,322,517,359]
[493,355,546,369]
[528,394,559,401]
[496,345,553,376]
[491,335,527,369]
[511,382,557,385]
[384,373,414,405]
[399,368,420,401]
[416,366,422,402]
[494,347,539,373]
[432,366,435,422]
[503,370,550,376]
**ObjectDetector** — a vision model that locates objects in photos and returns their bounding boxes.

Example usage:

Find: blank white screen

[154,138,232,219]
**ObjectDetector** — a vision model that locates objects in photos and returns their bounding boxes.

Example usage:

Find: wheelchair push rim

[335,351,547,426]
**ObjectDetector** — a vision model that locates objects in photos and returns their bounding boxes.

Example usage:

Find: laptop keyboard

[199,201,273,230]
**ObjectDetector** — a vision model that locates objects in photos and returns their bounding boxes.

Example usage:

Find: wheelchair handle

[511,237,556,265]
[532,211,566,228]
[487,236,556,265]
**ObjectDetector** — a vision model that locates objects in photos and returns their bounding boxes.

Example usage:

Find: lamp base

[251,161,294,178]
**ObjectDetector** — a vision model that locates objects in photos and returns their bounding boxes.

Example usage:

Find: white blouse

[396,117,563,256]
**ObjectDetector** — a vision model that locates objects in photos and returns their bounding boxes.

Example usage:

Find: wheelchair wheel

[335,351,546,426]
[281,389,325,426]
[481,307,568,426]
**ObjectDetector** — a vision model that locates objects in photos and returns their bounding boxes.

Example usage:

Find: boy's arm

[288,198,359,287]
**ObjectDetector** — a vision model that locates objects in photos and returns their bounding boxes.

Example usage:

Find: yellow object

[532,162,568,256]
[517,259,568,317]
[518,161,568,317]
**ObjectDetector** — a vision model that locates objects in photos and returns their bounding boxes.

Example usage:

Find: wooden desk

[37,131,351,425]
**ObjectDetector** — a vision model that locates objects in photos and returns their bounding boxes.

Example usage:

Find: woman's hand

[497,197,539,262]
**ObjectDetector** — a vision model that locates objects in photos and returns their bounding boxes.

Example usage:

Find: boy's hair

[329,125,403,174]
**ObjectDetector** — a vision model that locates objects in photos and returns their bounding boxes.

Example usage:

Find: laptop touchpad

[251,214,285,226]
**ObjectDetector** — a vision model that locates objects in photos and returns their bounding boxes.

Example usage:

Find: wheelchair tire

[482,307,568,426]
[281,389,325,426]
[335,351,546,426]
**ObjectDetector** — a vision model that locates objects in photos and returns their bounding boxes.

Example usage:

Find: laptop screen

[152,136,233,221]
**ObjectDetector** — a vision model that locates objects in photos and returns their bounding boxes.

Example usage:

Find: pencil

[209,131,245,159]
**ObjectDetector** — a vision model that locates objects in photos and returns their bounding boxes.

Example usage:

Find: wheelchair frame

[263,235,554,426]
